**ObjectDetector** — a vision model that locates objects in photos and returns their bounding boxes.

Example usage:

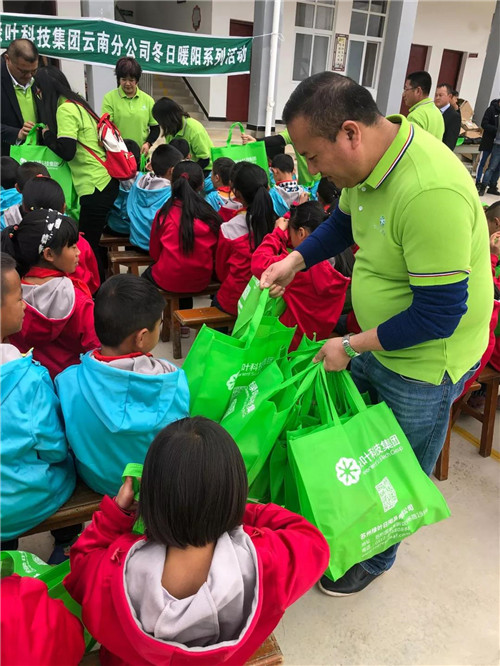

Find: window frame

[292,0,337,83]
[346,0,389,93]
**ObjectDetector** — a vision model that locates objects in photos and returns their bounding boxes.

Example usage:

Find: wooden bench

[21,480,103,537]
[158,280,221,346]
[81,632,283,664]
[99,234,131,278]
[434,363,500,480]
[172,307,236,359]
[108,250,153,276]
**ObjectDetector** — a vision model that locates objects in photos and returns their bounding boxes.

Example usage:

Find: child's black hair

[289,200,327,232]
[1,252,17,302]
[22,176,65,213]
[317,177,341,208]
[124,139,141,168]
[1,208,78,277]
[94,274,165,347]
[169,138,190,159]
[156,161,221,255]
[16,162,50,192]
[1,157,19,189]
[231,162,276,250]
[212,157,234,186]
[485,200,500,221]
[151,144,183,178]
[271,153,294,174]
[138,416,248,548]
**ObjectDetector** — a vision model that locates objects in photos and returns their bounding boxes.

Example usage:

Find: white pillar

[81,0,116,112]
[474,0,500,122]
[375,0,418,116]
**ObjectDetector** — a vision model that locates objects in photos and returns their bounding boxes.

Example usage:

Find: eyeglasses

[9,59,38,77]
[403,86,417,93]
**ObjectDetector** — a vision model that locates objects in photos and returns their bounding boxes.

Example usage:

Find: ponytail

[156,161,220,255]
[231,162,275,251]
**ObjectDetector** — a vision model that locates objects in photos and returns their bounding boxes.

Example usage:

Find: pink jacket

[64,496,329,665]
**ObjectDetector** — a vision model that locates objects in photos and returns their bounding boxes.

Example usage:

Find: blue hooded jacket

[106,173,141,235]
[0,188,22,229]
[1,347,76,540]
[127,173,171,250]
[55,352,190,496]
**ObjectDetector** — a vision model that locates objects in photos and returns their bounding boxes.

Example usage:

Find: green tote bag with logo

[211,122,269,179]
[288,367,451,581]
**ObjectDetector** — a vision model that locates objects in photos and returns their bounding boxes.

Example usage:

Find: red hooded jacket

[10,269,100,379]
[1,575,85,666]
[75,233,100,294]
[64,496,329,666]
[149,201,218,293]
[252,227,350,349]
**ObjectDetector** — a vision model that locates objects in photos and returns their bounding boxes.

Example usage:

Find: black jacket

[479,99,500,152]
[1,57,41,156]
[442,105,461,151]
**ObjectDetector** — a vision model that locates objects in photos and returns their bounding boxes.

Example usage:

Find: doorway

[400,43,429,115]
[226,20,253,122]
[437,49,464,89]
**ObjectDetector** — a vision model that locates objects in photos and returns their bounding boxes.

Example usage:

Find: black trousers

[1,524,82,551]
[79,178,119,281]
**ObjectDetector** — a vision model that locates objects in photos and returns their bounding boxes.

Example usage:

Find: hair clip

[180,172,189,180]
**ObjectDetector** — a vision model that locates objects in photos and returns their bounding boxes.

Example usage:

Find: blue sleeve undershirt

[295,206,468,351]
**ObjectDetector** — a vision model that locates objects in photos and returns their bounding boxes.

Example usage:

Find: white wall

[56,0,86,96]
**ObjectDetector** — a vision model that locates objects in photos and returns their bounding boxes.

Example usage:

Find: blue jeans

[349,352,479,575]
[482,143,500,188]
[476,150,491,184]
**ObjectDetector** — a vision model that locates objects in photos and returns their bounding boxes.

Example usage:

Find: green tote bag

[288,367,451,581]
[10,124,80,219]
[211,122,269,178]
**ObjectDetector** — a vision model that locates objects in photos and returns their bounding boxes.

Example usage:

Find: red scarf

[24,267,92,298]
[92,350,153,363]
[217,186,232,194]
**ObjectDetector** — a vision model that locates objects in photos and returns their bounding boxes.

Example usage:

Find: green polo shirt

[56,97,110,197]
[101,86,157,147]
[164,117,213,168]
[339,115,491,384]
[14,83,37,125]
[280,129,321,189]
[407,97,444,140]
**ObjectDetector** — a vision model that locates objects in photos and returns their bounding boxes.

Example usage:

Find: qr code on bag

[375,477,398,512]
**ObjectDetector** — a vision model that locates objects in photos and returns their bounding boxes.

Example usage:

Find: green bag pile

[210,122,269,180]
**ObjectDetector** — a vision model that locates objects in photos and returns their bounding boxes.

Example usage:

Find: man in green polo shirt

[261,71,491,596]
[403,70,444,140]
[1,39,40,156]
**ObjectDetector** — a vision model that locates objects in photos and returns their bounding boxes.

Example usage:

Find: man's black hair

[151,144,183,178]
[94,274,165,346]
[212,157,234,185]
[283,71,381,142]
[406,71,432,96]
[485,200,500,221]
[138,417,248,548]
[169,138,190,159]
[16,162,50,192]
[1,157,19,189]
[1,252,17,303]
[124,139,141,167]
[436,82,453,95]
[6,39,38,62]
[271,153,294,173]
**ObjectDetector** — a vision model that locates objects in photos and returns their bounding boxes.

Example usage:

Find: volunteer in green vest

[152,97,213,174]
[403,70,444,141]
[1,39,40,156]
[260,71,491,597]
[35,65,119,279]
[101,57,159,156]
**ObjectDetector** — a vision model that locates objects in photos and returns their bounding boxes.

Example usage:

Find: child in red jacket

[145,161,220,307]
[2,208,99,379]
[64,416,329,666]
[215,162,276,314]
[252,201,350,350]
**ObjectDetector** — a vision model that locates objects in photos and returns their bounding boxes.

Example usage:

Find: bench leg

[479,377,499,457]
[160,299,171,343]
[172,315,182,359]
[434,413,452,481]
[130,264,140,276]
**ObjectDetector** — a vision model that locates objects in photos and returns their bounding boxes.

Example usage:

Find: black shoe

[317,563,384,597]
[486,187,500,196]
[477,184,486,196]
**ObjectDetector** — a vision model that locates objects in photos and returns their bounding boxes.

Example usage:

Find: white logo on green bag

[335,457,361,486]
[226,372,239,391]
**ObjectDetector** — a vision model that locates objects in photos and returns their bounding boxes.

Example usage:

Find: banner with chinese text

[0,13,252,76]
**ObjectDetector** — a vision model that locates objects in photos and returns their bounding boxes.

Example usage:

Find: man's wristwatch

[342,333,361,359]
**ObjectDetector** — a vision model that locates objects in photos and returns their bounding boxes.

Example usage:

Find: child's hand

[298,191,310,205]
[241,132,256,144]
[490,231,500,257]
[116,476,139,512]
[275,217,288,231]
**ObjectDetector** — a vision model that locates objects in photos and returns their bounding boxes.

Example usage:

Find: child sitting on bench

[2,209,99,379]
[270,153,307,209]
[1,160,49,229]
[106,139,142,236]
[0,252,77,560]
[205,157,240,212]
[128,144,183,251]
[252,201,350,350]
[65,417,329,665]
[56,274,190,496]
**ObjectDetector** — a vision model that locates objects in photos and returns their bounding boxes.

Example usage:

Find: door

[437,49,464,89]
[226,20,253,122]
[400,44,428,115]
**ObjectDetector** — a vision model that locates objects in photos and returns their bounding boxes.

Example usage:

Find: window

[347,0,388,89]
[293,1,336,81]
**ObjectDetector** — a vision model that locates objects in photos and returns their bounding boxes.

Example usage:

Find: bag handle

[317,365,343,427]
[23,122,45,147]
[139,153,148,172]
[122,462,143,501]
[226,122,245,146]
